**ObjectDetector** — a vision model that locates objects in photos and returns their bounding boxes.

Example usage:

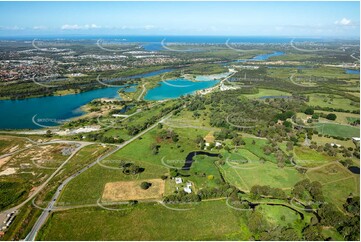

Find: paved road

[137,84,147,101]
[25,113,172,241]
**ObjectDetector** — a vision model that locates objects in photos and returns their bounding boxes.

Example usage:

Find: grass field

[293,146,338,167]
[256,204,301,227]
[242,88,291,99]
[306,162,359,208]
[220,161,304,192]
[315,123,360,138]
[322,176,359,208]
[307,93,359,111]
[38,200,249,241]
[306,162,353,184]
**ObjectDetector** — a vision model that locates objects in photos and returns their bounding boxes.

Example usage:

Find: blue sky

[0,1,359,37]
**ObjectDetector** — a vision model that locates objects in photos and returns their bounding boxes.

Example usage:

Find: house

[184,182,192,194]
[331,143,341,148]
[352,137,360,142]
[175,177,183,184]
[204,132,215,147]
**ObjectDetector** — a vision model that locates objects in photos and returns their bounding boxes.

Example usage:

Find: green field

[293,146,338,167]
[256,204,301,227]
[307,93,359,111]
[243,88,291,99]
[315,123,360,138]
[220,161,304,192]
[39,200,249,241]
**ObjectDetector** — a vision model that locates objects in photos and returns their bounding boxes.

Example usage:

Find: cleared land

[102,179,165,202]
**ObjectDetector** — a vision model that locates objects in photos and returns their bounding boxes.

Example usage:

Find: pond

[348,166,360,174]
[182,151,220,170]
[345,69,360,75]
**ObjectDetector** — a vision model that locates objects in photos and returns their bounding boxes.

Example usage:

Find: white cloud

[33,26,47,30]
[61,24,101,30]
[0,26,24,31]
[144,25,155,30]
[335,18,352,26]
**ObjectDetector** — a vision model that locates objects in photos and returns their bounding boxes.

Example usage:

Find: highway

[25,113,172,241]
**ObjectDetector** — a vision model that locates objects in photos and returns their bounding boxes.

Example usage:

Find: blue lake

[144,79,219,101]
[345,69,360,74]
[0,87,123,129]
[0,69,175,129]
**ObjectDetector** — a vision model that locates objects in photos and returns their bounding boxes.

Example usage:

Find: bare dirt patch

[102,179,165,202]
[0,156,11,168]
[0,167,17,176]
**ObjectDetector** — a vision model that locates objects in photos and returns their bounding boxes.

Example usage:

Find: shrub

[140,182,152,190]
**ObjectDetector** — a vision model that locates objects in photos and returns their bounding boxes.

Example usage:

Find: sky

[0,1,359,38]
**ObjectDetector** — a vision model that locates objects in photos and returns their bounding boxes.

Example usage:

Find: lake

[0,87,123,129]
[144,78,220,101]
[0,69,174,130]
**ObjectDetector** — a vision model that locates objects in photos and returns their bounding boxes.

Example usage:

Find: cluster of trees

[292,179,324,202]
[86,133,123,143]
[308,142,353,158]
[157,129,179,142]
[250,185,287,200]
[119,161,144,175]
[163,191,201,204]
[197,184,239,200]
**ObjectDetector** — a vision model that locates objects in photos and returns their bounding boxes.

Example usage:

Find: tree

[326,113,337,121]
[170,169,178,178]
[303,226,323,241]
[304,107,314,115]
[151,143,160,155]
[45,129,52,137]
[312,113,319,119]
[248,211,268,233]
[140,182,152,190]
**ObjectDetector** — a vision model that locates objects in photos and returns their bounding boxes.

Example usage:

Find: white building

[184,182,192,194]
[175,177,183,184]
